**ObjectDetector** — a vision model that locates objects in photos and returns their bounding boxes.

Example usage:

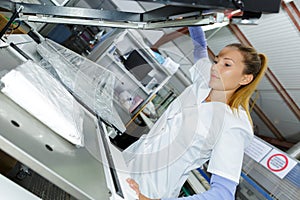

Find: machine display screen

[123,50,153,82]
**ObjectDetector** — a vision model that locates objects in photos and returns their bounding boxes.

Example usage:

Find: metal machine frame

[0,0,281,31]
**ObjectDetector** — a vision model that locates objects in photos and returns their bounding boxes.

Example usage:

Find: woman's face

[209,46,253,92]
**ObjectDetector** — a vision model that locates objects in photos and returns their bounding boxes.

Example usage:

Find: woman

[125,26,268,200]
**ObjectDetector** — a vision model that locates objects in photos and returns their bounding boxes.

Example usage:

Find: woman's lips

[211,74,219,79]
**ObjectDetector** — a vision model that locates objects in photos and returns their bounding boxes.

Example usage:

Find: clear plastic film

[37,39,125,133]
[0,60,85,146]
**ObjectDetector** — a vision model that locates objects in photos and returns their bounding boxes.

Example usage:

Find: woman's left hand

[126,178,157,200]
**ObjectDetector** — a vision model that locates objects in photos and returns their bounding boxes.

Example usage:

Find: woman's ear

[239,74,254,85]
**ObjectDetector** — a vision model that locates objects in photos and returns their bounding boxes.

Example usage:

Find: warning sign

[267,153,288,172]
[245,137,272,162]
[260,149,297,179]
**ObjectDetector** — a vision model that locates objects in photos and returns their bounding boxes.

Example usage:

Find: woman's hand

[126,178,159,200]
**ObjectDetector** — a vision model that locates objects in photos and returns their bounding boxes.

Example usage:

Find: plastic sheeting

[0,60,85,146]
[36,39,126,133]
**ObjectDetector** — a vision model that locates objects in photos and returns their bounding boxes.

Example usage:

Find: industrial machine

[1,1,297,200]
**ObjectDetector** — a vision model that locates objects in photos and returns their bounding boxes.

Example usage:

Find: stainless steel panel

[0,92,111,200]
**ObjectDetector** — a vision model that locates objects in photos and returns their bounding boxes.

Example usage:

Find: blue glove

[188,26,208,62]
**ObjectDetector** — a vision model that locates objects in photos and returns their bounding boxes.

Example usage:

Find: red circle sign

[267,153,288,172]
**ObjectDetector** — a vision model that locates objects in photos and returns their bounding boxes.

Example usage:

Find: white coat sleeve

[162,174,238,200]
[207,128,252,183]
[189,58,211,87]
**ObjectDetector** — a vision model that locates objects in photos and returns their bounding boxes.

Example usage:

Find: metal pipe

[258,135,294,149]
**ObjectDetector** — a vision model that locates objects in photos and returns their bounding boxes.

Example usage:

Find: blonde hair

[226,43,268,124]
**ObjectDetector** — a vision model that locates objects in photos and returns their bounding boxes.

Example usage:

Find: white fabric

[207,126,252,183]
[123,58,253,198]
[0,60,85,146]
[189,57,211,86]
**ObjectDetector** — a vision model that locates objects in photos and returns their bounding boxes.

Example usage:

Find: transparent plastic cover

[37,39,125,133]
[1,60,85,146]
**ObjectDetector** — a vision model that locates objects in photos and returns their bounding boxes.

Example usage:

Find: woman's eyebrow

[215,55,235,63]
[224,57,235,63]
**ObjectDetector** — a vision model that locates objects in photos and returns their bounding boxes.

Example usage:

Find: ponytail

[227,44,268,125]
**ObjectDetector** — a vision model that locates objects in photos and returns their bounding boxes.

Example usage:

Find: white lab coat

[123,58,253,199]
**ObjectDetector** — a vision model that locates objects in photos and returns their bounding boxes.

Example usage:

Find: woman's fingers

[126,178,140,194]
[126,178,153,200]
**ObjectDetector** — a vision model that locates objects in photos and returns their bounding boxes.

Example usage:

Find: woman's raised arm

[188,26,208,63]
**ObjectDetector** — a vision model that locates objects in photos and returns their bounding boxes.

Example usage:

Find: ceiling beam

[281,1,300,32]
[258,135,295,149]
[207,47,215,60]
[151,27,189,52]
[290,1,300,19]
[249,99,285,140]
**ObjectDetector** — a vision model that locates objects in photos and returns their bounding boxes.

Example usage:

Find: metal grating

[243,154,300,200]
